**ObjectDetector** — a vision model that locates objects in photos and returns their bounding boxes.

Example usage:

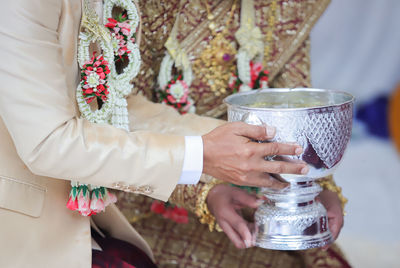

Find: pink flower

[77,188,91,216]
[66,196,78,211]
[103,191,117,207]
[85,96,96,104]
[248,81,255,89]
[118,21,130,29]
[105,18,118,28]
[98,72,105,80]
[119,39,127,47]
[84,88,93,94]
[90,192,105,214]
[250,61,263,82]
[168,80,189,103]
[121,27,130,36]
[181,102,192,114]
[167,94,176,103]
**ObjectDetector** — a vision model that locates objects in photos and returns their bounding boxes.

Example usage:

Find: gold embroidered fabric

[118,0,351,267]
[132,0,330,118]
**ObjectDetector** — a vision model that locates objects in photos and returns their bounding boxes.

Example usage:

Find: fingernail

[301,166,309,175]
[244,240,251,248]
[265,125,276,137]
[295,147,303,155]
[256,199,265,206]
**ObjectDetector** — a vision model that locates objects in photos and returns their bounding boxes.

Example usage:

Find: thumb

[232,122,276,140]
[232,188,264,209]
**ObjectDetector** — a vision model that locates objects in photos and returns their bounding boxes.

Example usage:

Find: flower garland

[80,53,111,104]
[229,61,269,93]
[67,183,117,216]
[157,2,196,115]
[77,30,115,124]
[157,74,195,114]
[68,0,141,216]
[105,15,136,62]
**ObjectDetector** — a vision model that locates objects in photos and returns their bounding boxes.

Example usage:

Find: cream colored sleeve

[0,0,220,201]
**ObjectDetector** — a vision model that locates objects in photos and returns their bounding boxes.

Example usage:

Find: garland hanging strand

[67,0,141,216]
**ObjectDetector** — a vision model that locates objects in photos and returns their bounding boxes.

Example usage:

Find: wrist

[201,134,212,176]
[206,183,227,214]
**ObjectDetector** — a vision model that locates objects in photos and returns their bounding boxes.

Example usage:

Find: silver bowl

[224,88,354,250]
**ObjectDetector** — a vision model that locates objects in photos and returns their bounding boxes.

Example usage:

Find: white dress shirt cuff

[177,136,203,184]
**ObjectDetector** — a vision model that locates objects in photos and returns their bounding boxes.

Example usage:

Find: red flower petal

[66,197,78,211]
[151,201,166,214]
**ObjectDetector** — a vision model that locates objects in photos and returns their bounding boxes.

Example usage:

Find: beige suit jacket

[0,0,221,267]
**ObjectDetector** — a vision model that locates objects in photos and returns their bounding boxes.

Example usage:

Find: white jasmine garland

[158,53,193,90]
[77,0,142,131]
[109,42,141,92]
[77,32,115,124]
[236,50,252,92]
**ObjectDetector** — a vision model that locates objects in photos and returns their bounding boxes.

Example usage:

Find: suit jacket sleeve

[0,0,221,201]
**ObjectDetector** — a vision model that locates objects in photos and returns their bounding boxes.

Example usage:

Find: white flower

[87,73,100,90]
[111,38,120,55]
[169,82,187,100]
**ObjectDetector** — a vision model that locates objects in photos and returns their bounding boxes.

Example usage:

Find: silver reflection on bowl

[224,88,354,250]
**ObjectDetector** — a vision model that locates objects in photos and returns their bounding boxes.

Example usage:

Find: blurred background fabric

[310,0,400,267]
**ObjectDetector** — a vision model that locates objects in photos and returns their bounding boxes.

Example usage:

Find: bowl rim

[223,88,355,112]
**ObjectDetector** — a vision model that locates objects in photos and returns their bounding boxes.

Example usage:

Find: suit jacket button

[112,182,122,189]
[143,186,153,194]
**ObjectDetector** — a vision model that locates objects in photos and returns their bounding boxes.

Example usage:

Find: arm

[0,0,187,201]
[0,0,305,203]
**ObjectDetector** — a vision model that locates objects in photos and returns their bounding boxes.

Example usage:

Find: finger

[327,211,344,240]
[218,219,246,249]
[260,160,308,175]
[231,122,276,140]
[231,188,264,209]
[248,222,256,246]
[233,220,253,248]
[236,172,289,189]
[257,142,303,156]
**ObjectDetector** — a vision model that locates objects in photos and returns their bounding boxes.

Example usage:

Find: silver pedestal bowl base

[255,182,333,250]
[255,194,333,249]
[256,231,332,251]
